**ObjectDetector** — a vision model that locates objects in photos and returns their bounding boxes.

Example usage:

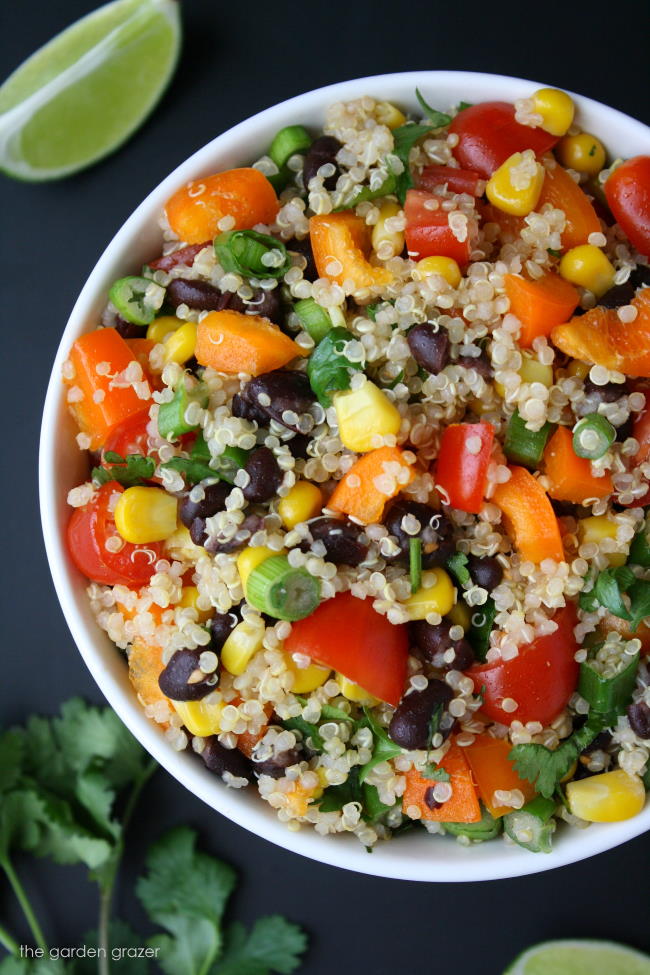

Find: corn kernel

[163,321,197,364]
[336,673,379,705]
[486,151,545,216]
[566,769,646,822]
[284,781,315,816]
[313,767,329,799]
[447,600,471,631]
[333,379,401,453]
[531,87,575,137]
[519,351,554,388]
[178,586,213,622]
[556,132,606,176]
[560,245,616,297]
[415,256,462,288]
[372,200,405,259]
[171,699,224,737]
[114,486,178,543]
[578,516,626,567]
[237,546,276,591]
[374,101,407,129]
[164,524,206,560]
[146,315,182,344]
[278,481,323,529]
[221,618,265,675]
[566,359,590,379]
[403,569,456,621]
[284,653,331,693]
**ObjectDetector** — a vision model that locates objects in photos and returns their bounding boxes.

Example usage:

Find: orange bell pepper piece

[65,327,153,450]
[125,337,163,390]
[309,212,393,292]
[551,287,650,378]
[328,446,415,524]
[402,742,481,823]
[464,734,537,817]
[504,272,580,347]
[537,161,601,251]
[543,425,613,503]
[128,639,167,714]
[165,168,279,244]
[492,465,564,563]
[195,309,302,376]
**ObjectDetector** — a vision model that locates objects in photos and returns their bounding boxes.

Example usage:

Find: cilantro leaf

[358,708,402,783]
[77,921,149,975]
[213,917,307,975]
[392,122,434,204]
[0,960,70,975]
[509,714,606,798]
[627,579,650,632]
[335,169,397,211]
[362,782,393,821]
[318,767,363,812]
[579,565,639,622]
[92,453,155,488]
[415,88,452,128]
[307,327,362,406]
[319,703,354,721]
[457,101,473,111]
[547,248,562,258]
[446,551,470,585]
[0,730,24,793]
[421,763,451,782]
[282,716,324,751]
[159,456,219,485]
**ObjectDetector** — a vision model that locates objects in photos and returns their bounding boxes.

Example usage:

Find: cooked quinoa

[63,86,650,852]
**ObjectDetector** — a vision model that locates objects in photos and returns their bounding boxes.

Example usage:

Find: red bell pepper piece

[435,422,495,513]
[404,189,473,265]
[449,101,559,179]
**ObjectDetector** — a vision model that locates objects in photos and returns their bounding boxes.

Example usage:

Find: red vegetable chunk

[449,101,559,178]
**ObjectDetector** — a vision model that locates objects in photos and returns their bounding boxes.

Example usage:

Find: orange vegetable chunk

[309,212,393,292]
[543,425,613,503]
[537,161,601,250]
[328,446,415,524]
[165,168,279,244]
[492,465,564,563]
[551,287,650,378]
[195,309,302,376]
[465,734,536,817]
[128,639,167,713]
[65,327,152,450]
[402,742,481,823]
[504,272,579,347]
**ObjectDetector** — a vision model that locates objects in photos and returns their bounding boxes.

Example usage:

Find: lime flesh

[0,0,181,180]
[505,939,650,975]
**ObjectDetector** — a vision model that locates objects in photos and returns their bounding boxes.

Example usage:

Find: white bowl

[40,71,650,882]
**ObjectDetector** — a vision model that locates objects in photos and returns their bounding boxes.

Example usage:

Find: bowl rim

[39,69,650,882]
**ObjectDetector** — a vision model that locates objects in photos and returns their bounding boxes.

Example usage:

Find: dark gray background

[1,0,650,972]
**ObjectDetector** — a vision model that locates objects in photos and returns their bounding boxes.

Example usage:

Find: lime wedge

[504,939,650,975]
[0,0,181,181]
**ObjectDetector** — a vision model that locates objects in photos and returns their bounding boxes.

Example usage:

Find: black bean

[627,701,650,739]
[189,516,208,546]
[166,278,225,311]
[582,730,613,755]
[583,376,629,404]
[232,392,267,424]
[467,554,503,592]
[550,498,579,518]
[305,517,368,566]
[411,619,475,671]
[158,648,217,701]
[599,264,650,308]
[114,316,146,339]
[457,351,493,379]
[388,679,453,749]
[209,606,241,650]
[287,237,318,281]
[615,415,635,441]
[205,513,265,556]
[407,324,450,374]
[241,287,283,326]
[201,737,253,783]
[423,787,442,810]
[288,432,311,459]
[303,135,342,191]
[239,370,315,433]
[384,501,454,568]
[242,446,282,503]
[179,482,230,528]
[253,746,304,778]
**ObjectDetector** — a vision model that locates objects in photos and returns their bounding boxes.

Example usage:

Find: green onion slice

[294,298,333,343]
[578,650,640,725]
[214,230,291,280]
[109,275,165,325]
[269,125,311,170]
[572,413,616,460]
[246,555,321,621]
[409,537,422,594]
[157,381,208,440]
[503,797,556,854]
[211,445,250,485]
[504,410,553,468]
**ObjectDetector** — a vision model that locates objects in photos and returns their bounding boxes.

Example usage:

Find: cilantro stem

[2,856,48,953]
[0,920,20,956]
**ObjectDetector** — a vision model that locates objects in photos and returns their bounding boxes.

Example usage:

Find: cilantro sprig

[579,565,650,632]
[307,327,363,406]
[92,452,155,487]
[509,713,607,799]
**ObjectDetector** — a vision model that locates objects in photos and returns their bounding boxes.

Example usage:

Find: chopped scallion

[269,125,311,170]
[109,275,165,325]
[409,537,422,594]
[572,413,616,460]
[157,381,208,440]
[214,230,290,280]
[246,555,321,621]
[294,297,333,343]
[504,410,553,468]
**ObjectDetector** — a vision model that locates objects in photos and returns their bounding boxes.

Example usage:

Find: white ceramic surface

[40,71,650,882]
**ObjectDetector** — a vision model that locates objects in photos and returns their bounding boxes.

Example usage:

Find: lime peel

[504,939,650,975]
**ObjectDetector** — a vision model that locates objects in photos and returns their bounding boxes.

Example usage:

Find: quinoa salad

[63,86,650,853]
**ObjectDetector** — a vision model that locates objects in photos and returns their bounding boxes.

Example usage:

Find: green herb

[467,598,498,662]
[92,452,155,487]
[384,369,404,390]
[578,651,640,726]
[414,88,452,128]
[366,303,378,322]
[504,410,553,468]
[629,518,650,567]
[421,763,451,782]
[547,248,562,258]
[457,101,473,111]
[317,769,393,822]
[409,537,422,594]
[335,169,397,211]
[627,579,650,631]
[282,716,324,751]
[358,707,402,783]
[159,456,218,485]
[320,703,354,722]
[214,230,291,280]
[427,703,443,746]
[588,143,597,157]
[579,565,650,631]
[509,712,607,798]
[307,327,362,406]
[446,551,470,585]
[392,122,434,204]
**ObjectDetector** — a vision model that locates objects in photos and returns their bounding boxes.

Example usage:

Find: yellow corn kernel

[236,546,276,591]
[578,516,626,567]
[284,653,331,693]
[164,524,206,560]
[556,132,606,176]
[447,600,471,631]
[146,315,182,344]
[336,673,379,705]
[163,321,197,364]
[333,379,401,453]
[559,245,615,297]
[531,87,575,137]
[414,255,462,288]
[566,769,646,822]
[374,101,407,129]
[284,781,316,817]
[486,151,545,216]
[178,586,213,623]
[114,486,178,543]
[278,481,323,529]
[220,618,265,675]
[566,359,590,379]
[171,698,225,737]
[403,569,456,621]
[313,767,329,799]
[372,199,405,259]
[519,351,554,388]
